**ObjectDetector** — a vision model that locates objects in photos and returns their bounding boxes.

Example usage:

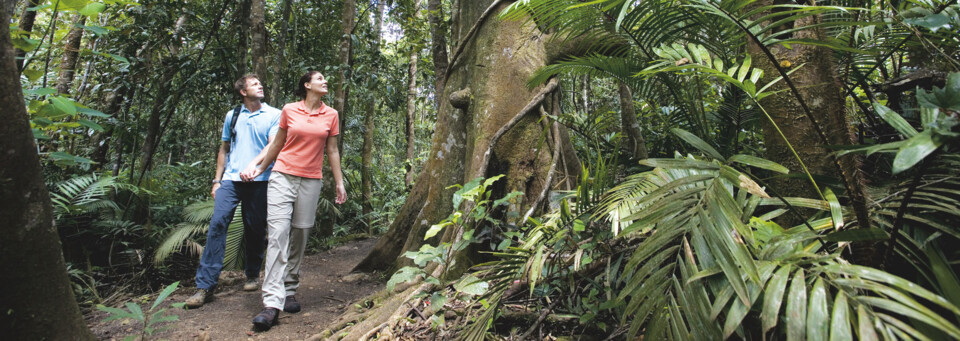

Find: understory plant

[97,281,185,341]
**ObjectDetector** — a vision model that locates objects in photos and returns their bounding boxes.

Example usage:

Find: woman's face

[305,73,328,96]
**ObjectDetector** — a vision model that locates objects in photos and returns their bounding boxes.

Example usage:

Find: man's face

[240,78,264,100]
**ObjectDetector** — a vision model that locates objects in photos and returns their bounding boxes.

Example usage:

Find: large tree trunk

[250,0,268,97]
[55,15,86,96]
[746,2,870,230]
[362,0,386,232]
[428,0,448,110]
[354,0,579,274]
[0,6,95,338]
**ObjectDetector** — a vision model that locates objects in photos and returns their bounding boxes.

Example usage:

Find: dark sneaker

[184,289,213,308]
[252,307,279,331]
[283,295,301,313]
[242,278,259,291]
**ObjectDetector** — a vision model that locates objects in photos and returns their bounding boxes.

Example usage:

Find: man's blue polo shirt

[221,103,281,182]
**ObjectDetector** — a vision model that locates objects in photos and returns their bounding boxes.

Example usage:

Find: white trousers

[262,172,323,309]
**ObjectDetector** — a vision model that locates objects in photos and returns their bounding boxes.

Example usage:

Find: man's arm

[212,141,229,198]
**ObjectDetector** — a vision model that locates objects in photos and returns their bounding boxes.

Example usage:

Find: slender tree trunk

[15,0,41,72]
[405,48,419,187]
[0,6,95,338]
[618,82,647,160]
[428,0,449,110]
[317,0,356,237]
[354,0,580,275]
[746,1,871,231]
[55,15,86,96]
[270,0,293,103]
[362,0,386,232]
[235,0,251,79]
[250,0,268,94]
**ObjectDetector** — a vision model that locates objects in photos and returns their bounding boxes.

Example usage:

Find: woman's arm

[241,128,287,180]
[326,135,347,204]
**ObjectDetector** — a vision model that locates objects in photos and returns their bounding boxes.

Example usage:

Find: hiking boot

[283,295,301,313]
[184,288,213,308]
[243,278,259,291]
[252,307,279,331]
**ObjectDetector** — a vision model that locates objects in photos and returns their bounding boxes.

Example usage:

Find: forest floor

[86,238,383,340]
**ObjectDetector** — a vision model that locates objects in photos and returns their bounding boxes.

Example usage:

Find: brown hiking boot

[184,288,213,308]
[242,278,259,291]
[252,307,279,331]
[283,295,300,313]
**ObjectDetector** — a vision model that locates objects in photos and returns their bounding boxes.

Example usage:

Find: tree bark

[317,0,356,237]
[745,1,870,230]
[55,15,86,96]
[0,6,95,338]
[250,0,269,97]
[618,82,648,160]
[353,0,580,275]
[235,0,251,79]
[15,0,41,72]
[270,0,293,103]
[428,0,448,109]
[405,46,419,187]
[362,0,386,232]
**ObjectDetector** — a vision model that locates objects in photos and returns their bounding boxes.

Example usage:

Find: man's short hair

[234,74,260,95]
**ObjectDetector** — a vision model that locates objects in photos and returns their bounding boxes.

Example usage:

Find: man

[185,74,281,308]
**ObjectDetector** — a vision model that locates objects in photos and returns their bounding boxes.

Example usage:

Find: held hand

[335,183,347,204]
[240,165,262,181]
[211,183,221,199]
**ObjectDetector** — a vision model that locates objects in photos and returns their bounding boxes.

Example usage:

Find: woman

[240,70,347,331]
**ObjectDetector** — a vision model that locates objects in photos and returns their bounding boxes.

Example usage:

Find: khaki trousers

[262,172,323,309]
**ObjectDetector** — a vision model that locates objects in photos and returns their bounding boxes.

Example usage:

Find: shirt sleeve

[279,108,290,129]
[329,111,340,136]
[221,110,232,142]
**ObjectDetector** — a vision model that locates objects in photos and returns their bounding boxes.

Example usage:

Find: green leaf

[903,13,950,32]
[22,69,44,82]
[874,102,917,137]
[728,154,789,174]
[151,281,179,311]
[823,229,889,242]
[808,278,829,341]
[424,221,450,240]
[23,87,56,96]
[12,37,40,52]
[386,266,423,291]
[33,128,51,140]
[823,188,843,230]
[454,274,489,296]
[857,305,879,340]
[76,107,110,118]
[125,302,144,321]
[672,128,723,159]
[916,72,960,111]
[78,119,104,131]
[430,292,448,312]
[493,191,523,207]
[893,131,941,174]
[50,97,78,117]
[830,292,852,341]
[79,2,107,16]
[60,0,91,11]
[786,270,807,341]
[77,24,110,35]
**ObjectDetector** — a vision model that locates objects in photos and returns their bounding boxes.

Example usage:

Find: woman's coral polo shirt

[273,100,340,179]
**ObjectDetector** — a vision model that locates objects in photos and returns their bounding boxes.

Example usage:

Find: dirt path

[88,238,382,340]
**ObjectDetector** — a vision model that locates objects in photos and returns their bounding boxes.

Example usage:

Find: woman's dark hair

[294,70,322,99]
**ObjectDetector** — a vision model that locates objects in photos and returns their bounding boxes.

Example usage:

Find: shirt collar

[296,101,327,116]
